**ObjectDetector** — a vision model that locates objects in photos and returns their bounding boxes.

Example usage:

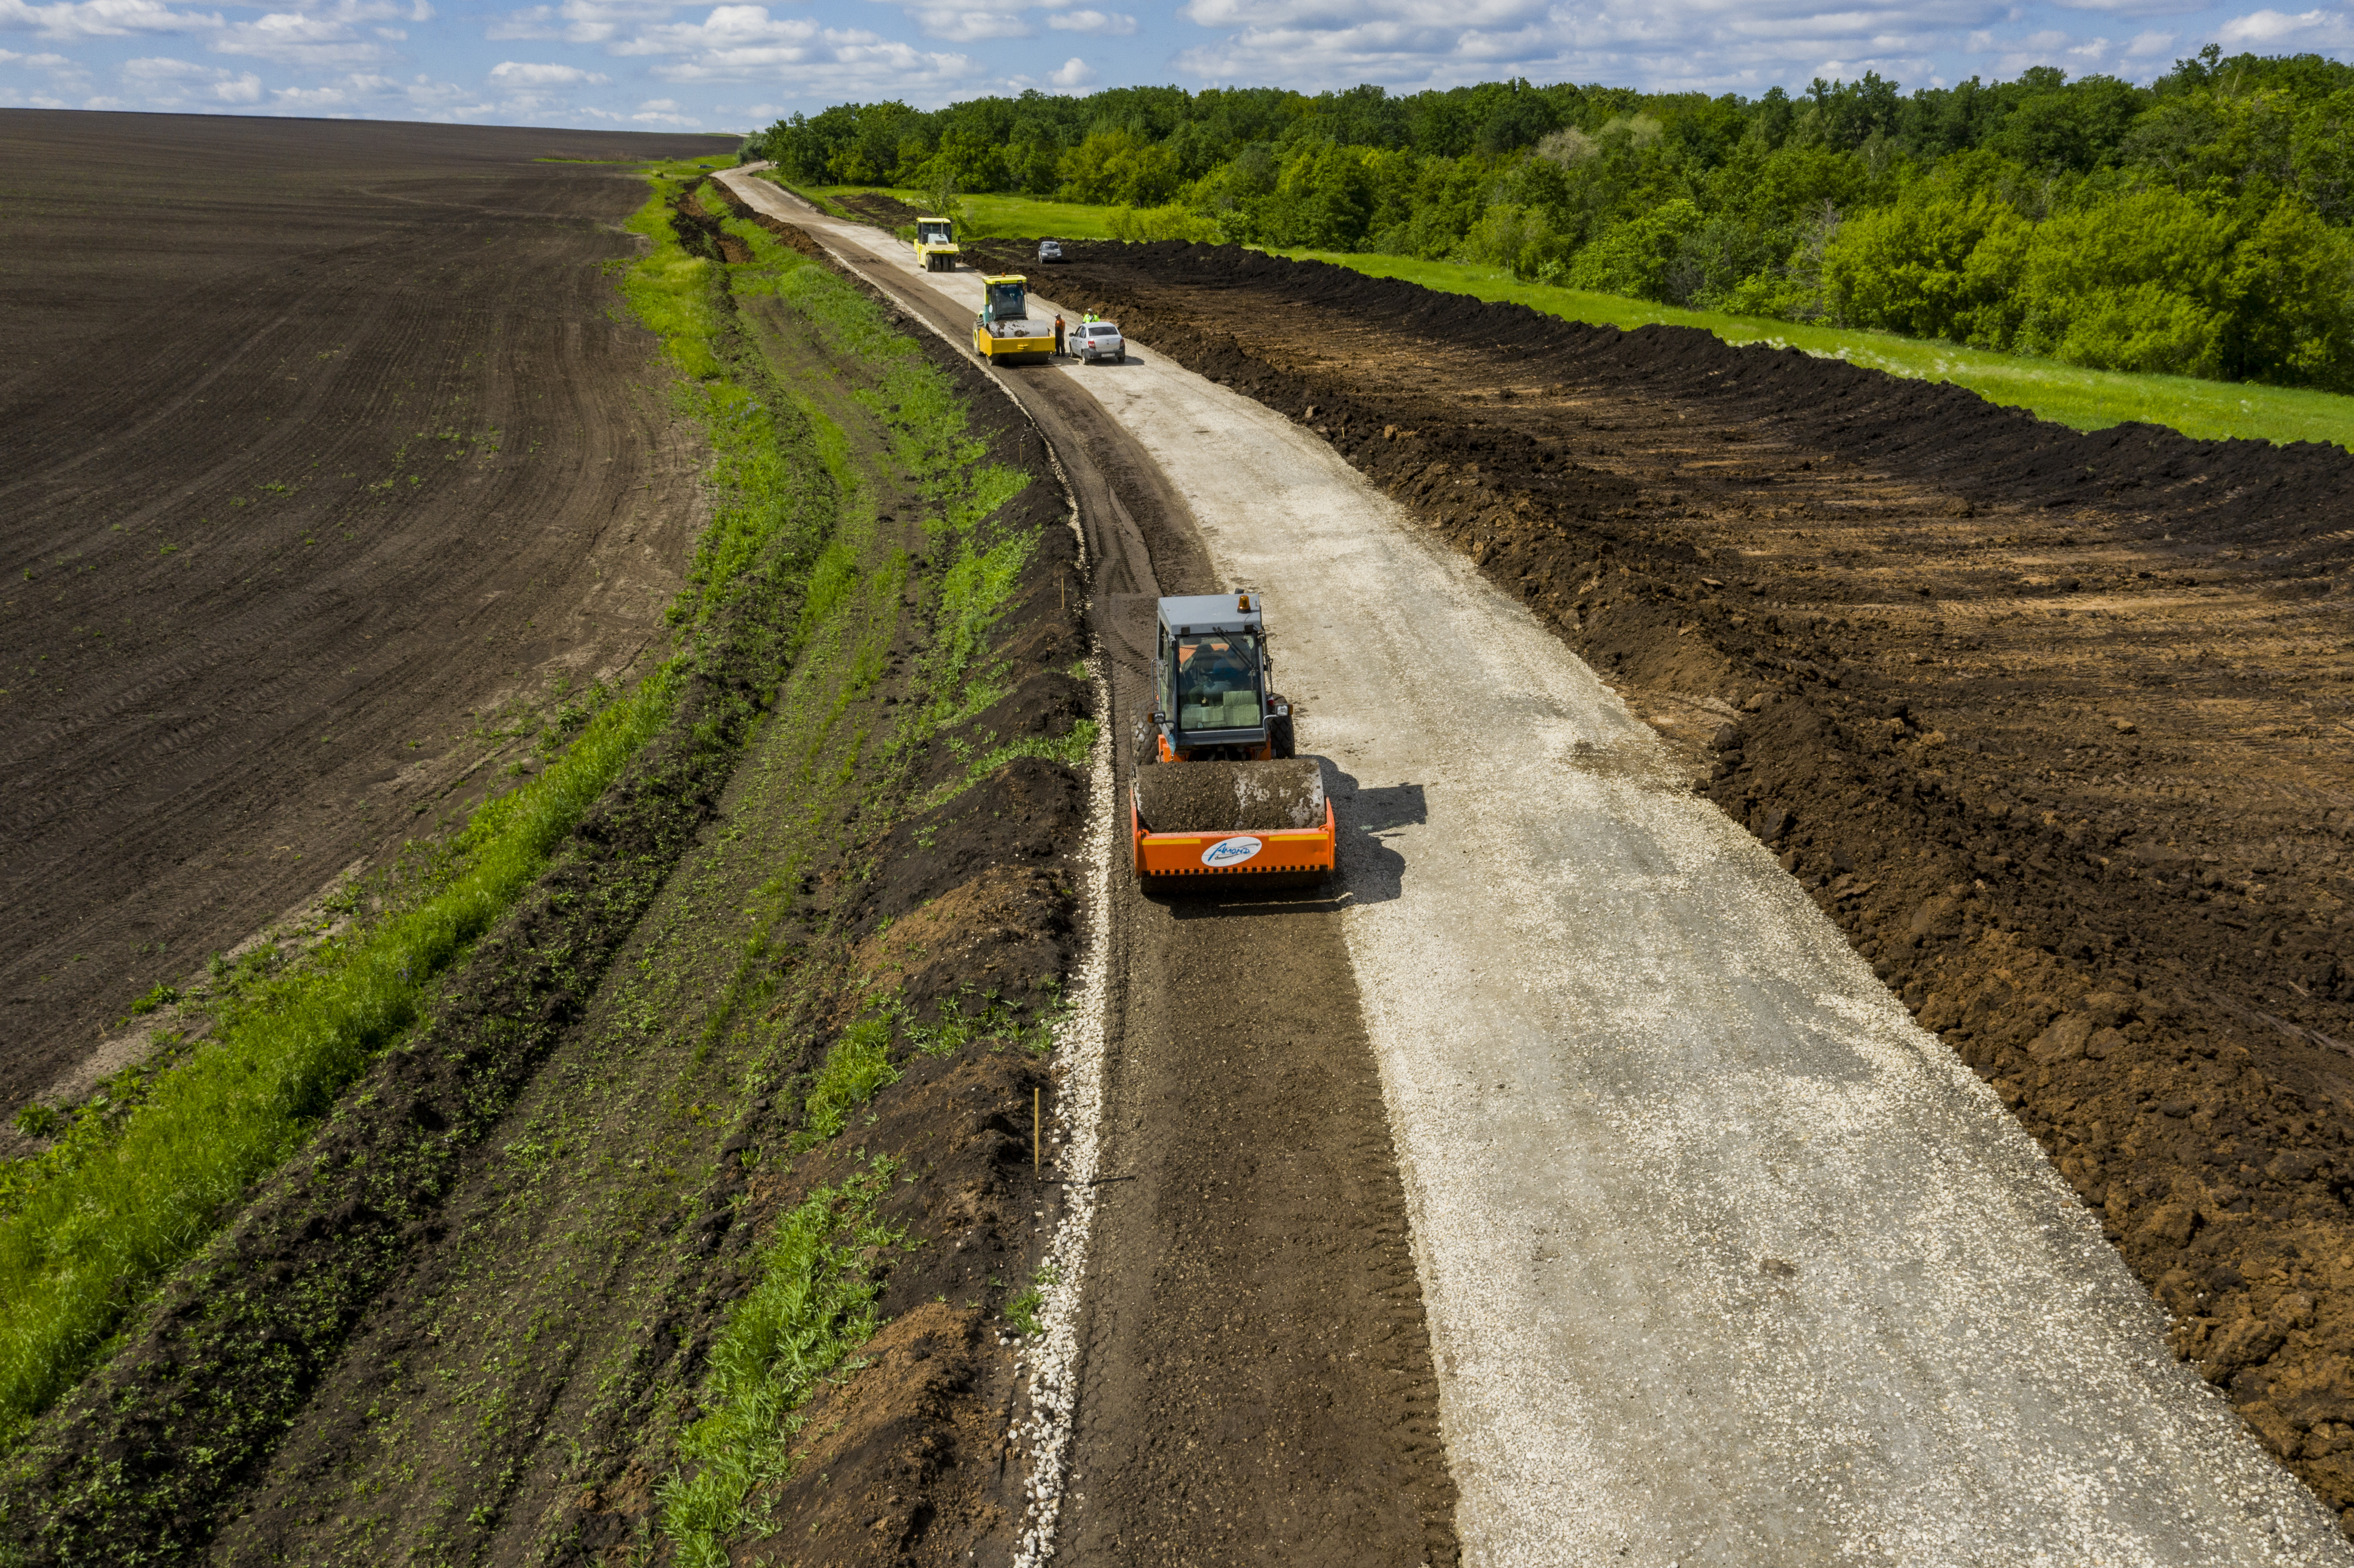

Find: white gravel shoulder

[741,181,2354,1568]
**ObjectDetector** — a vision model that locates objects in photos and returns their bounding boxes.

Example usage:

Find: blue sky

[2,0,2348,132]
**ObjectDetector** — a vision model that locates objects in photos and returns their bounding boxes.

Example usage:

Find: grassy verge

[0,158,828,1453]
[1267,248,2354,452]
[620,185,1072,1564]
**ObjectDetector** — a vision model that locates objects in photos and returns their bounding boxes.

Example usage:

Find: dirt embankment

[1031,239,2354,1534]
[1,185,1092,1567]
[0,112,727,1118]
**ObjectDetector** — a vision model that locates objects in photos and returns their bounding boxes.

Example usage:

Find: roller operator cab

[1150,593,1291,762]
[1130,592,1334,887]
[912,218,959,272]
[972,274,1054,364]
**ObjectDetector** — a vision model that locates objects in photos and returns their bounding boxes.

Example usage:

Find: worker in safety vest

[1054,314,1066,356]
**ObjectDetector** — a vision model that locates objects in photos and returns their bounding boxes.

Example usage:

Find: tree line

[755,52,2354,389]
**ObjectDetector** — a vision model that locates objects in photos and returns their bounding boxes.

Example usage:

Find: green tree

[1563,198,1707,298]
[1057,128,1182,206]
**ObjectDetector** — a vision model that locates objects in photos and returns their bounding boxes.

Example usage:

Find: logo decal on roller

[1202,835,1263,867]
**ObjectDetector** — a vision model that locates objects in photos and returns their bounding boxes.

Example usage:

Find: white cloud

[2048,0,2207,22]
[101,54,256,103]
[186,0,427,65]
[1048,50,1090,82]
[0,0,221,42]
[0,43,76,61]
[213,12,389,65]
[484,0,669,44]
[1046,7,1132,33]
[904,3,1029,39]
[253,66,488,115]
[605,4,978,95]
[2214,5,2354,43]
[488,55,604,80]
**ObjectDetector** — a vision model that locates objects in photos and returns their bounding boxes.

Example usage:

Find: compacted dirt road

[0,112,725,1120]
[730,180,2353,1563]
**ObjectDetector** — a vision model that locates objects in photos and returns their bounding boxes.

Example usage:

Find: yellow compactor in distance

[1131,591,1335,887]
[913,217,959,272]
[973,275,1055,365]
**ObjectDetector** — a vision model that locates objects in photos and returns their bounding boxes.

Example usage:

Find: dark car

[1037,239,1064,263]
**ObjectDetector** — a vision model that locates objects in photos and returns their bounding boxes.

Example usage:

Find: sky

[2,0,2349,134]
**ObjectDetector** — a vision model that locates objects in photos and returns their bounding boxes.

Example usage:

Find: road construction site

[1,111,2348,1565]
[720,171,2354,1564]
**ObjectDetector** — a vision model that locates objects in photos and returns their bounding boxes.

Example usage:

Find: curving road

[716,170,2352,1568]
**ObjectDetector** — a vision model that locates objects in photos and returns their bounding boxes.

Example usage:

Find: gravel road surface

[718,172,2352,1567]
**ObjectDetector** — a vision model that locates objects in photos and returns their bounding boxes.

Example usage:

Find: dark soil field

[1010,238,2354,1534]
[0,111,728,1125]
[3,167,1093,1566]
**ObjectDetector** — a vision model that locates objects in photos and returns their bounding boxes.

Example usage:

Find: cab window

[1175,634,1261,731]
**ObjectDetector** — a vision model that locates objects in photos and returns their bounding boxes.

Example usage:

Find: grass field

[1270,249,2354,452]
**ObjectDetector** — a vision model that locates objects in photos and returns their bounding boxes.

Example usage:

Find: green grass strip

[0,676,674,1441]
[659,1161,903,1568]
[1267,247,2354,452]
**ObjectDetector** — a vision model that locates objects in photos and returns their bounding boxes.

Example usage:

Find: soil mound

[1135,758,1325,831]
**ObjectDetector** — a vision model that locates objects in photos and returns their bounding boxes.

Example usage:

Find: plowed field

[0,111,726,1122]
[1002,238,2354,1535]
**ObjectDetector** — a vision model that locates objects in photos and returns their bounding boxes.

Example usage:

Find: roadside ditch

[1017,237,2354,1537]
[0,172,1094,1566]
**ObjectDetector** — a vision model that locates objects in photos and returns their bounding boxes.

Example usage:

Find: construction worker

[1054,313,1066,357]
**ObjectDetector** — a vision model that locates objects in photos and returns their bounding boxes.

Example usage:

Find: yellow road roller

[913,216,959,272]
[973,274,1055,365]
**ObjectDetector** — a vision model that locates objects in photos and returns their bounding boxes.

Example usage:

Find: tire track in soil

[715,176,1461,1566]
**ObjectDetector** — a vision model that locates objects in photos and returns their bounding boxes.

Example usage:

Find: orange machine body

[1130,794,1336,881]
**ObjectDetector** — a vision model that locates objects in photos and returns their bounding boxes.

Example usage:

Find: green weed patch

[658,1160,903,1568]
[794,1020,900,1148]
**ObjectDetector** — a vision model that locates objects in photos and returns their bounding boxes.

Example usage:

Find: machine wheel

[1115,351,1126,364]
[1268,701,1296,759]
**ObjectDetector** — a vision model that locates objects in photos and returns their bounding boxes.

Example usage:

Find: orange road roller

[1130,591,1335,887]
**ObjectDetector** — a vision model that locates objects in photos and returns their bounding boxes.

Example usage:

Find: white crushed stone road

[716,172,2353,1567]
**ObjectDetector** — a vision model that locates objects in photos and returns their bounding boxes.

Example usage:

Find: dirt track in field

[0,110,726,1120]
[989,237,2354,1536]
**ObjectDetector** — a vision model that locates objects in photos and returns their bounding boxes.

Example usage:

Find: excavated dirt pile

[1031,238,2354,1534]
